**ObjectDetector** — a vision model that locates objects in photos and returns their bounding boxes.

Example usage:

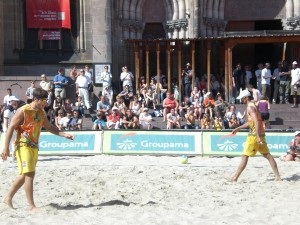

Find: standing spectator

[69,65,77,80]
[122,109,139,129]
[84,65,94,107]
[247,84,261,103]
[139,108,152,130]
[76,69,91,111]
[210,75,220,97]
[162,92,179,122]
[257,96,271,129]
[255,63,264,92]
[97,96,111,114]
[92,112,106,130]
[261,63,272,100]
[166,108,181,129]
[182,62,192,98]
[202,92,215,119]
[245,65,252,86]
[69,110,83,130]
[232,63,245,104]
[120,66,134,92]
[39,74,53,98]
[184,105,199,129]
[100,65,112,88]
[199,76,207,90]
[280,131,300,161]
[107,107,120,129]
[25,81,36,103]
[272,62,281,104]
[290,61,300,108]
[75,96,85,117]
[279,60,291,104]
[53,68,68,100]
[2,96,19,158]
[3,88,16,106]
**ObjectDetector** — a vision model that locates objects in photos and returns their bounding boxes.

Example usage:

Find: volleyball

[180,155,188,164]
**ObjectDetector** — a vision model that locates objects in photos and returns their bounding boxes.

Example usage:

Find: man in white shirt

[76,69,91,110]
[84,65,94,106]
[2,96,19,158]
[255,63,263,92]
[120,66,134,92]
[247,84,261,103]
[139,108,152,130]
[290,61,300,108]
[3,88,16,106]
[166,108,181,129]
[100,66,112,88]
[261,63,272,100]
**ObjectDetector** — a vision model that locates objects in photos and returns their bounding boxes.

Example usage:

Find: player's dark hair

[33,88,48,99]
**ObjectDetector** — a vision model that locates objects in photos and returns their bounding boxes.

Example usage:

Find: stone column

[0,0,3,76]
[293,0,300,16]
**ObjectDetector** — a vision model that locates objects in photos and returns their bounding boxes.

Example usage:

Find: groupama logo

[116,132,138,150]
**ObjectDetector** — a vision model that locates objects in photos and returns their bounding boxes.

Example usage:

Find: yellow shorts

[243,136,270,157]
[15,145,38,174]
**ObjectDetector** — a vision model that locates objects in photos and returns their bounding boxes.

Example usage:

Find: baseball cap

[143,108,149,111]
[236,90,251,100]
[294,131,300,136]
[112,106,118,111]
[292,61,298,65]
[8,96,19,102]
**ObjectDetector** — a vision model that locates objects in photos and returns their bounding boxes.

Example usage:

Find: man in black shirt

[279,60,291,104]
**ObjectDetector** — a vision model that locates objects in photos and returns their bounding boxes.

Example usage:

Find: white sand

[0,155,300,225]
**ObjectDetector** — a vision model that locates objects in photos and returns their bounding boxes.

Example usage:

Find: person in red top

[202,92,215,118]
[162,92,179,122]
[107,107,121,129]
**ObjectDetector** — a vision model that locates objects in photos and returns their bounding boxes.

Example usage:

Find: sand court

[1,155,300,225]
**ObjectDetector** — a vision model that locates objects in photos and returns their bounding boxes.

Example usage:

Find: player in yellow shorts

[228,90,281,182]
[1,88,74,211]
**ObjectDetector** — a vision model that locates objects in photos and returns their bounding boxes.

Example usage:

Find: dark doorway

[255,20,283,30]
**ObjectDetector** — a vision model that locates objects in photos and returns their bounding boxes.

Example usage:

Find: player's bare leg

[3,174,25,209]
[228,155,249,182]
[263,153,281,181]
[24,172,38,211]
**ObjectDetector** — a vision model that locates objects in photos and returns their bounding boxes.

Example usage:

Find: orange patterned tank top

[247,102,265,136]
[15,104,46,147]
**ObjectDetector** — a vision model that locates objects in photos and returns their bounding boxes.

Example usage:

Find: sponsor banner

[38,30,61,40]
[103,131,202,154]
[203,132,294,157]
[26,0,71,29]
[38,131,102,155]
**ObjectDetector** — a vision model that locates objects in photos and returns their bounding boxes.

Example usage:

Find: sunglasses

[38,98,48,103]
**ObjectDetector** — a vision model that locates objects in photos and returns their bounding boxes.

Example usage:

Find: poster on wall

[26,0,71,29]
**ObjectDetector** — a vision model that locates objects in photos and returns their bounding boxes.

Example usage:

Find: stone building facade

[0,0,299,88]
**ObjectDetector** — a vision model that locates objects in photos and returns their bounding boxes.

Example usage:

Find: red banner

[38,30,61,40]
[26,0,71,29]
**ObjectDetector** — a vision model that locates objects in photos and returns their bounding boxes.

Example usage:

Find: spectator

[25,81,36,103]
[55,110,64,130]
[99,65,112,88]
[139,77,148,99]
[64,98,73,112]
[59,110,73,130]
[184,105,199,129]
[228,113,241,129]
[118,84,133,107]
[280,131,300,161]
[76,69,91,111]
[190,86,201,103]
[154,69,166,84]
[139,107,152,130]
[214,93,229,118]
[224,105,245,129]
[53,96,65,116]
[200,113,212,129]
[247,84,261,103]
[97,96,111,114]
[272,62,281,104]
[53,68,68,100]
[69,110,83,130]
[145,88,157,110]
[290,61,300,108]
[212,112,223,131]
[279,60,291,104]
[39,74,53,99]
[69,65,77,80]
[160,78,168,103]
[255,63,263,92]
[122,109,139,129]
[210,75,220,96]
[84,65,94,107]
[114,95,127,116]
[162,92,178,122]
[129,95,142,116]
[102,85,114,106]
[232,63,245,104]
[107,107,120,129]
[261,63,272,100]
[75,96,85,117]
[166,108,181,129]
[3,88,16,106]
[257,95,271,129]
[120,66,134,92]
[179,96,192,120]
[182,62,192,98]
[202,92,215,119]
[245,65,252,86]
[199,76,207,90]
[92,112,106,130]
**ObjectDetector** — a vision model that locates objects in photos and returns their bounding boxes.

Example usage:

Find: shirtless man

[280,131,300,161]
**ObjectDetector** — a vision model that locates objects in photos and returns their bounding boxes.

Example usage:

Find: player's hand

[232,127,239,135]
[64,133,74,140]
[256,136,263,144]
[1,148,10,161]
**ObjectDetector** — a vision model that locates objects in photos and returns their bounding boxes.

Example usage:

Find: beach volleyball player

[228,90,281,182]
[1,88,74,211]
